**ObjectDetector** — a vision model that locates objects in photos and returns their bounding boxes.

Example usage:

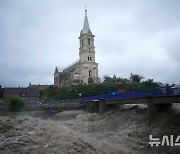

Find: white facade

[54,10,100,87]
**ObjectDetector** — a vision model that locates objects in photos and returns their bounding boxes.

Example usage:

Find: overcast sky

[0,0,180,87]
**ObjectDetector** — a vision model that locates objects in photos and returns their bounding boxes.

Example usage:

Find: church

[54,10,100,87]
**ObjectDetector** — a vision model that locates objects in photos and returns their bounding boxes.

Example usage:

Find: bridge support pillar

[147,104,159,117]
[147,97,161,117]
[147,97,172,117]
[99,100,107,114]
[86,101,99,113]
[86,102,91,112]
[91,101,99,113]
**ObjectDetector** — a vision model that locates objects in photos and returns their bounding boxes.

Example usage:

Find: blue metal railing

[80,89,174,103]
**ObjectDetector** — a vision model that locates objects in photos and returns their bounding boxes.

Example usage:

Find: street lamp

[79,93,82,99]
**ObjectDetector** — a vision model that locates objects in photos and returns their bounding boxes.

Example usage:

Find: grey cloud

[1,0,180,87]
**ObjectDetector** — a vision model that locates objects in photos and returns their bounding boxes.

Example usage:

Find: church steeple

[82,9,90,34]
[79,8,96,64]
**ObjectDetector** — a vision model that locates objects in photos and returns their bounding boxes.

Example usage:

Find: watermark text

[149,135,180,147]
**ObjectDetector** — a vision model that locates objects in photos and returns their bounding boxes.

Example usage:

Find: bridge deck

[80,89,180,105]
[105,95,180,105]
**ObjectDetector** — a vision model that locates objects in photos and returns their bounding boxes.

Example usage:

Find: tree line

[40,73,158,102]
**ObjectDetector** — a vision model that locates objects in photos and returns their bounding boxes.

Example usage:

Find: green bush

[8,95,25,112]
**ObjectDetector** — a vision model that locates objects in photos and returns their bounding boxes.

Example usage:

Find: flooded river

[1,105,180,154]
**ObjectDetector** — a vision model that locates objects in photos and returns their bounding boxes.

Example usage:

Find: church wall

[80,52,95,63]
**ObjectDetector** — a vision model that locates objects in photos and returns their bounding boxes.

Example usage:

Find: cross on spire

[85,5,87,15]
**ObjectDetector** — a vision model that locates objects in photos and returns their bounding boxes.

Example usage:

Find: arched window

[89,70,92,76]
[88,56,92,61]
[88,38,90,45]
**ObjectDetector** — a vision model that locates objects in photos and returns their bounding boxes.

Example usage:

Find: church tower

[54,9,100,87]
[79,9,99,84]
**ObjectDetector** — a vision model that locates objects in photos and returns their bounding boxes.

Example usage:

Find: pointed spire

[82,7,90,34]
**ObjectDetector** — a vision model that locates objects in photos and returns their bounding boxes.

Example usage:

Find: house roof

[155,82,165,88]
[4,88,40,97]
[171,84,180,89]
[29,84,50,90]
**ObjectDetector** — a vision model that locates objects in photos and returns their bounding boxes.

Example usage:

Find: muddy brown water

[1,105,180,154]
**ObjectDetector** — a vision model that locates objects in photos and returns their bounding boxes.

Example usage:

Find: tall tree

[130,73,144,83]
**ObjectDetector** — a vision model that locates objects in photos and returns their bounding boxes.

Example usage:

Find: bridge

[80,89,180,115]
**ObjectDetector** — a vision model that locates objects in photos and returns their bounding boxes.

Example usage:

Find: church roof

[82,9,90,34]
[54,66,64,76]
[64,60,80,71]
[56,66,64,72]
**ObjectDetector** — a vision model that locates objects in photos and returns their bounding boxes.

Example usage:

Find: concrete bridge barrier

[81,95,180,116]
